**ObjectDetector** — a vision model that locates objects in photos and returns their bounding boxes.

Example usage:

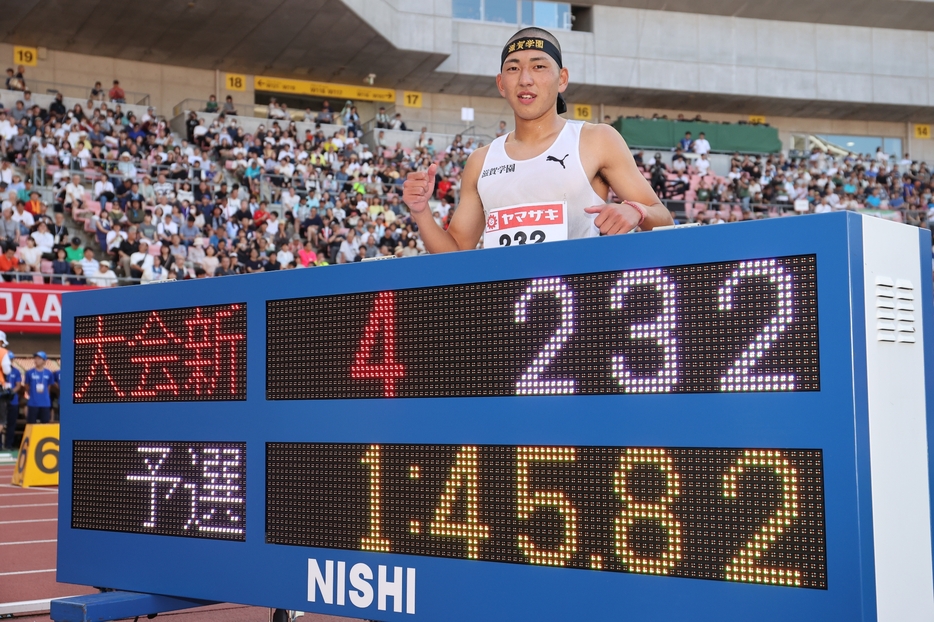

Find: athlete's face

[496,50,568,121]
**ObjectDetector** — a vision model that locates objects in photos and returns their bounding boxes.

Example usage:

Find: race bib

[484,202,567,248]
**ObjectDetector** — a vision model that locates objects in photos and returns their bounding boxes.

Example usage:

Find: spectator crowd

[3,66,934,288]
[635,130,931,227]
[0,76,490,286]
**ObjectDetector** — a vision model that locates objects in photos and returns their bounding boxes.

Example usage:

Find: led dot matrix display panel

[73,441,246,541]
[74,304,247,403]
[267,443,826,589]
[267,256,818,399]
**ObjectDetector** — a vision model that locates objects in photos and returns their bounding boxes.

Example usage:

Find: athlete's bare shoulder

[580,122,630,151]
[461,144,490,184]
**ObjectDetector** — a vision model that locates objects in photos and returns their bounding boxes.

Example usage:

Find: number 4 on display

[351,292,405,397]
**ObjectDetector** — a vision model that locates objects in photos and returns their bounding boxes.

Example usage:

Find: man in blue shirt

[25,352,55,424]
[3,351,21,450]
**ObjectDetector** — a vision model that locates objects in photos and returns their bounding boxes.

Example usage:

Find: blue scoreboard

[58,212,934,621]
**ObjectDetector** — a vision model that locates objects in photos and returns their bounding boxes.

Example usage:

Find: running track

[0,463,359,622]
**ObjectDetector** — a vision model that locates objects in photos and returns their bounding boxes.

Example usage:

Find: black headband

[501,37,567,114]
[501,37,562,69]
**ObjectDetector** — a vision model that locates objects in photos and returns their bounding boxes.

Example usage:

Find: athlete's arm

[581,124,673,234]
[402,149,486,253]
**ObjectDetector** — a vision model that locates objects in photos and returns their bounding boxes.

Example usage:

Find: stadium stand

[1,80,931,286]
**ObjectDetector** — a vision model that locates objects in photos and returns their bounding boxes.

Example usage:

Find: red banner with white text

[0,282,94,334]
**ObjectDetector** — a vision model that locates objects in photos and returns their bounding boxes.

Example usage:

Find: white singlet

[477,120,603,248]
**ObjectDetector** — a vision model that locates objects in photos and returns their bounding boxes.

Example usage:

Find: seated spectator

[49,93,66,120]
[79,248,99,277]
[31,221,54,256]
[65,237,84,263]
[128,240,153,280]
[0,209,18,245]
[141,255,168,283]
[679,131,693,151]
[0,246,19,279]
[298,240,317,267]
[18,237,41,273]
[315,101,333,124]
[375,107,391,129]
[205,95,219,113]
[91,260,118,287]
[179,216,199,245]
[94,177,115,203]
[50,248,70,284]
[90,81,105,101]
[6,67,24,91]
[64,175,85,213]
[692,132,711,155]
[268,98,287,120]
[157,213,179,241]
[109,80,126,103]
[390,113,405,131]
[210,253,231,276]
[223,95,237,116]
[68,261,87,285]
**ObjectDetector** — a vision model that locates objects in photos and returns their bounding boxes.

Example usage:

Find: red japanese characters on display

[74,304,247,403]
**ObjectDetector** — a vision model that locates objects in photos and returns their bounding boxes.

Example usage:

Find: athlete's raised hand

[403,163,438,214]
[584,201,645,235]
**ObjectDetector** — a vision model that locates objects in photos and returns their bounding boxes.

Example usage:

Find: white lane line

[0,518,57,524]
[0,491,58,497]
[0,539,56,546]
[0,483,58,490]
[0,569,56,576]
[0,502,57,508]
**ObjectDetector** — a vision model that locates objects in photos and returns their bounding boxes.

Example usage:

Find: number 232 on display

[352,259,800,396]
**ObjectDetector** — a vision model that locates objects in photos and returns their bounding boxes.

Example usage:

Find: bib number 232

[499,230,546,246]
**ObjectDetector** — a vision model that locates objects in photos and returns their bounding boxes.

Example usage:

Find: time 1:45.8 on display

[266,443,827,589]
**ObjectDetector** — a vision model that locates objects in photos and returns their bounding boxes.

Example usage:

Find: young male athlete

[403,27,672,252]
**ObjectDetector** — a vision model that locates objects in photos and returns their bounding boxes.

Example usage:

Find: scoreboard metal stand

[54,213,934,622]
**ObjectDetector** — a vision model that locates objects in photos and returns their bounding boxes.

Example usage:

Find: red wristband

[622,200,646,227]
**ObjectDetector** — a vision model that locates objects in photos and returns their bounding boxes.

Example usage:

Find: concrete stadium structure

[3,0,934,157]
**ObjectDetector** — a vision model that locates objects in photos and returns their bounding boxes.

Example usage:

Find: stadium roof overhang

[592,0,934,33]
[4,0,934,123]
[2,0,447,88]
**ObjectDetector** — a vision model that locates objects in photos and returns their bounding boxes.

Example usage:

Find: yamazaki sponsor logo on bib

[484,201,568,248]
[485,203,564,232]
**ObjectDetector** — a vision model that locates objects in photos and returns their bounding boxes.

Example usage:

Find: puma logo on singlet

[547,154,569,169]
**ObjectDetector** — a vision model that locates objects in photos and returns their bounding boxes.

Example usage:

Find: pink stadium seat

[31,275,43,284]
[40,259,53,274]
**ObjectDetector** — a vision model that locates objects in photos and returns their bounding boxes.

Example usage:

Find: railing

[20,78,150,106]
[0,271,141,286]
[31,156,227,191]
[172,98,338,123]
[659,197,919,226]
[360,105,397,134]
